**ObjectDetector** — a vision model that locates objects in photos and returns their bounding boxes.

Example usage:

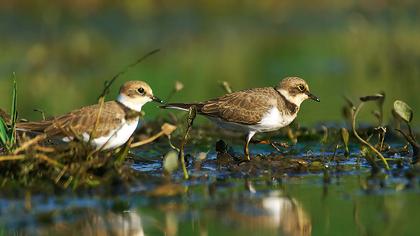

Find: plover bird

[162,77,319,160]
[17,81,162,150]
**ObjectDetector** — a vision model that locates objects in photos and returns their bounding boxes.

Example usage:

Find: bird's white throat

[117,94,148,112]
[278,89,307,107]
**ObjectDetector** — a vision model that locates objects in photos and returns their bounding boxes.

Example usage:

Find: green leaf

[10,73,17,146]
[11,73,17,125]
[163,150,179,174]
[393,100,413,123]
[0,117,8,145]
[341,128,350,156]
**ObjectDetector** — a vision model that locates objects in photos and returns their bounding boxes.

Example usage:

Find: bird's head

[275,77,320,106]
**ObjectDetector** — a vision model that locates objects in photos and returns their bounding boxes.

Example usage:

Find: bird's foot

[251,139,289,152]
[237,157,251,165]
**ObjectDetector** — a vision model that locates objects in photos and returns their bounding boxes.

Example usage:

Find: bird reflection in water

[218,181,312,236]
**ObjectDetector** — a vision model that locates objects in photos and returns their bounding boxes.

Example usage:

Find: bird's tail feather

[160,103,201,112]
[1,108,48,135]
[16,121,51,133]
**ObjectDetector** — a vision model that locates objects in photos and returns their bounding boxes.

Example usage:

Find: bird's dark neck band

[116,100,142,119]
[273,87,299,115]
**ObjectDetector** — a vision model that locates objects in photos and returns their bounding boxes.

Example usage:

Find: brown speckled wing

[200,87,277,125]
[44,101,126,138]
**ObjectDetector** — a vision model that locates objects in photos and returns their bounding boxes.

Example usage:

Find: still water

[1,142,419,236]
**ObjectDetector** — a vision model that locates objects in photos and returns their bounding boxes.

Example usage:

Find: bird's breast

[257,106,296,131]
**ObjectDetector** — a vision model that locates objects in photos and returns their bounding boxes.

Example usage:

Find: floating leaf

[163,150,179,174]
[393,100,413,123]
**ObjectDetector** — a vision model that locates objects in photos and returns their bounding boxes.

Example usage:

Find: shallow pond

[1,140,419,236]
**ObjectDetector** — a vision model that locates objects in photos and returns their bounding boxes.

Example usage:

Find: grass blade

[10,73,17,146]
[11,73,17,125]
[0,117,8,146]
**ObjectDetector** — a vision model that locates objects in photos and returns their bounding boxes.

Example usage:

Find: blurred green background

[0,0,419,125]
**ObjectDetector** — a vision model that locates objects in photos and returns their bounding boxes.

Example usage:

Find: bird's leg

[244,131,256,161]
[244,140,250,161]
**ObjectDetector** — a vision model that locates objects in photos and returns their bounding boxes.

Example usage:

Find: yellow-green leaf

[394,100,413,123]
[163,150,179,174]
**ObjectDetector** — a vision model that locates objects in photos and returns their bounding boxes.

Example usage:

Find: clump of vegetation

[343,91,420,173]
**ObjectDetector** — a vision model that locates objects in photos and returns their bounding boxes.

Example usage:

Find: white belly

[252,107,296,132]
[208,107,296,133]
[62,118,139,150]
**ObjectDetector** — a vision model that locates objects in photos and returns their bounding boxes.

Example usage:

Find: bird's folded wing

[45,102,126,138]
[201,88,276,125]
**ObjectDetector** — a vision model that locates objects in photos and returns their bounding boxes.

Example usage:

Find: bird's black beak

[306,91,320,102]
[151,95,164,104]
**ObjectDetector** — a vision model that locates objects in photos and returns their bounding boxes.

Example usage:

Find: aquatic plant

[163,150,179,174]
[351,93,390,170]
[177,105,197,179]
[341,128,350,157]
[393,100,419,164]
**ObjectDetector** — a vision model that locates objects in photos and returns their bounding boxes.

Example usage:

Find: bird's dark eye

[298,85,305,92]
[138,87,145,94]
